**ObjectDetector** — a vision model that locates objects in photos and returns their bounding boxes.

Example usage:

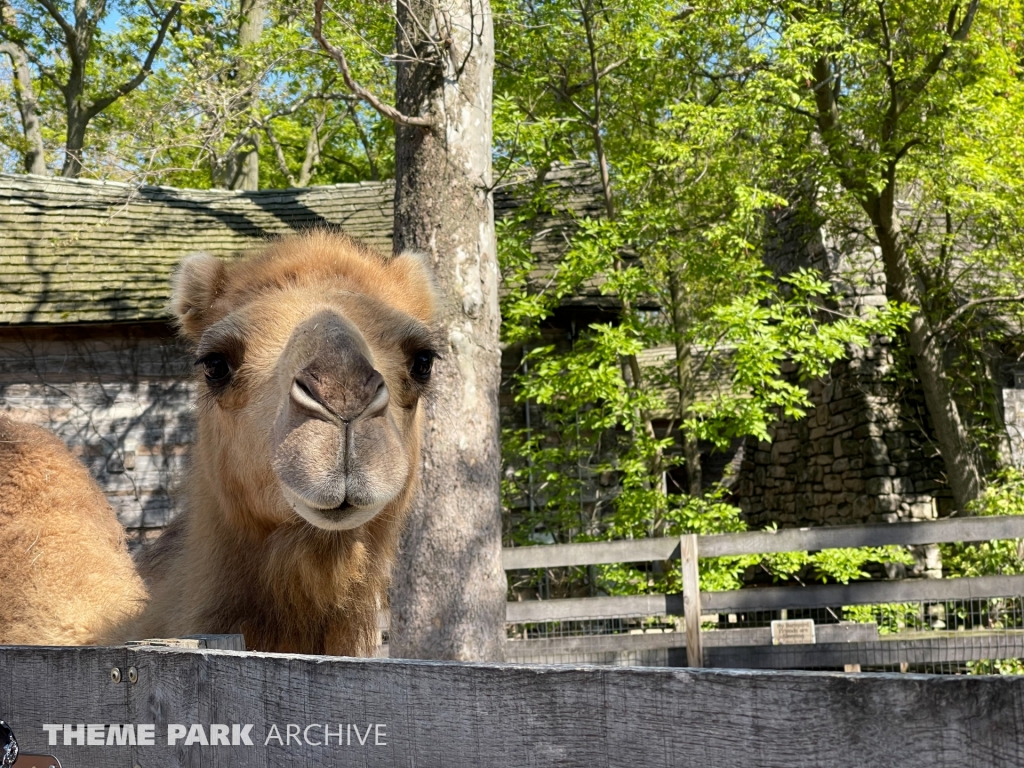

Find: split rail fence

[503,515,1024,671]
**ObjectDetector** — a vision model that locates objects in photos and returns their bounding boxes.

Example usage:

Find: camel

[117,230,439,655]
[0,415,147,645]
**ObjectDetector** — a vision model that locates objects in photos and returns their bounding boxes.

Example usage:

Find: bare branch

[262,122,298,187]
[34,0,78,64]
[2,38,61,90]
[262,90,356,122]
[877,1,897,104]
[312,0,435,128]
[556,57,628,101]
[933,295,1024,336]
[85,1,182,119]
[0,39,47,174]
[345,104,379,180]
[297,110,333,186]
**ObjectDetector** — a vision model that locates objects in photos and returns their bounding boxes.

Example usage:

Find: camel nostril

[290,376,336,422]
[364,378,390,419]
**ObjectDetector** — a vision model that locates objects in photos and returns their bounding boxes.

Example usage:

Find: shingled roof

[0,162,604,325]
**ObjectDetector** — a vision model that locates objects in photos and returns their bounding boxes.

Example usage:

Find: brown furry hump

[0,415,147,645]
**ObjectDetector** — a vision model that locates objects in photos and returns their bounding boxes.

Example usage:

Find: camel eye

[411,350,435,382]
[197,353,232,386]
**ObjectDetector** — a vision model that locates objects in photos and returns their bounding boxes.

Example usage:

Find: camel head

[170,231,438,532]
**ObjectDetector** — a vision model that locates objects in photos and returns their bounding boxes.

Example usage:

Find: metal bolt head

[127,666,138,684]
[110,667,122,683]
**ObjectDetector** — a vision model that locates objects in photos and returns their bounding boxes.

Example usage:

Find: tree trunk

[870,202,983,512]
[388,0,505,661]
[61,102,87,178]
[0,42,46,175]
[668,274,702,495]
[59,3,89,179]
[808,41,985,513]
[223,0,266,190]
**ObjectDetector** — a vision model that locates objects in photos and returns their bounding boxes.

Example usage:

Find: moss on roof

[0,163,603,325]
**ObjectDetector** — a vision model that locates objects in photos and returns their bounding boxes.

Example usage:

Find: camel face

[172,231,438,532]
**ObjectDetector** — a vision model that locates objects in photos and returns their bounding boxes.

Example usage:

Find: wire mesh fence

[505,596,1024,674]
[502,518,1024,674]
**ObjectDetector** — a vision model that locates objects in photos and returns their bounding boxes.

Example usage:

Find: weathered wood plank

[706,632,1024,670]
[681,534,703,667]
[507,575,1024,622]
[506,593,685,623]
[504,622,880,658]
[702,574,1024,613]
[503,538,678,570]
[2,646,1024,767]
[0,646,128,768]
[502,516,1024,569]
[699,516,1024,557]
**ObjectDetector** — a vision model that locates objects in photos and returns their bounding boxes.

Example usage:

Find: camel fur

[120,231,439,655]
[0,415,147,645]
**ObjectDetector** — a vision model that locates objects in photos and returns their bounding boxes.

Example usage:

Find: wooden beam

[681,534,703,668]
[702,574,1024,613]
[506,630,686,657]
[506,575,1024,623]
[698,516,1024,557]
[506,593,684,623]
[504,622,881,660]
[3,646,1024,766]
[706,632,1024,670]
[501,516,1024,569]
[503,537,678,570]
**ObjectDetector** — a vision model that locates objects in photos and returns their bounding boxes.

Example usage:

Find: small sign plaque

[771,619,816,645]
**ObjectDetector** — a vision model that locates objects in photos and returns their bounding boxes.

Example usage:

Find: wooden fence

[3,645,1024,767]
[503,515,1024,669]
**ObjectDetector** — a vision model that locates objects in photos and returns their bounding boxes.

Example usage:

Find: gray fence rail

[2,645,1024,768]
[502,515,1024,569]
[503,515,1024,668]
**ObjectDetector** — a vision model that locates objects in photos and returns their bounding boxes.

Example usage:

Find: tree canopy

[3,0,1024,592]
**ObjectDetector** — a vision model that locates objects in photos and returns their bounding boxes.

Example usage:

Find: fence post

[680,533,703,668]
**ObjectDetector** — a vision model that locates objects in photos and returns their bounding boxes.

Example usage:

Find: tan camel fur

[0,416,147,645]
[120,231,438,655]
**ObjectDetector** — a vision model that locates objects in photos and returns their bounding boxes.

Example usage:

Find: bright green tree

[0,0,181,177]
[495,0,913,596]
[756,0,1024,511]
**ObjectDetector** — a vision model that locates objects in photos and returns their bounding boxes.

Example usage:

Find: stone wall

[0,323,193,541]
[738,351,950,530]
[1004,387,1024,468]
[737,206,951,538]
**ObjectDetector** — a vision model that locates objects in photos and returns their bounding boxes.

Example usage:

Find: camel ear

[389,250,438,322]
[170,252,226,343]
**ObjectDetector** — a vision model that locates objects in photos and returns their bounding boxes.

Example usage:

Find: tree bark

[388,0,505,661]
[668,274,702,495]
[221,0,266,190]
[807,24,986,512]
[868,198,983,512]
[62,101,88,177]
[0,40,46,175]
